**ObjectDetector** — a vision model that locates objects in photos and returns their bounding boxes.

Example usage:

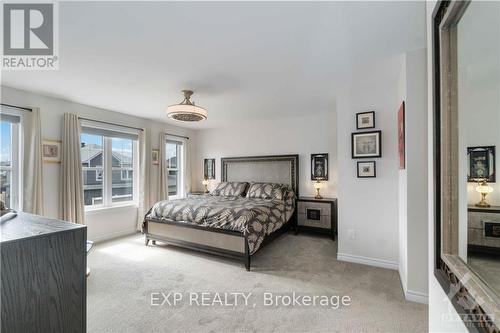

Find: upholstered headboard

[221,155,299,194]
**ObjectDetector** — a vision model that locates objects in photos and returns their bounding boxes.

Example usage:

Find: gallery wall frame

[351,130,382,159]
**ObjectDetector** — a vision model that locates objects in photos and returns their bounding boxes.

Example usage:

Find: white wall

[426,1,467,332]
[336,55,403,270]
[1,85,195,242]
[398,48,429,303]
[192,112,337,199]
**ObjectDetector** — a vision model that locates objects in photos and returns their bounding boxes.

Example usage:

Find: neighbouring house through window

[80,121,139,209]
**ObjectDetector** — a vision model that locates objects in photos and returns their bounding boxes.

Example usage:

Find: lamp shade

[476,182,493,194]
[313,181,323,189]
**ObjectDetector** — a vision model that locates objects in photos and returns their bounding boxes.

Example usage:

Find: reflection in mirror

[457,1,500,297]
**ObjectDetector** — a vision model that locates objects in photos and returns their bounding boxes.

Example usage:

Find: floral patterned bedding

[144,193,295,254]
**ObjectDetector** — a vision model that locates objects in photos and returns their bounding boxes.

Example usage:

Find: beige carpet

[87,232,427,332]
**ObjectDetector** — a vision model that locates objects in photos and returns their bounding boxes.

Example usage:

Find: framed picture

[42,140,61,163]
[467,146,496,182]
[311,153,328,180]
[356,111,375,129]
[204,158,215,179]
[357,161,376,178]
[398,101,405,170]
[152,149,160,165]
[351,130,382,158]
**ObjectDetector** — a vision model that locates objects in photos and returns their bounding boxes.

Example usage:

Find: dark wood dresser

[1,212,87,333]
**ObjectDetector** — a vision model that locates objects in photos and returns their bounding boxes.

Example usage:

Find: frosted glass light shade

[167,104,207,122]
[476,182,494,194]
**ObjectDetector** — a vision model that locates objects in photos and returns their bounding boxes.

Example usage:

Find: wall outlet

[348,229,356,240]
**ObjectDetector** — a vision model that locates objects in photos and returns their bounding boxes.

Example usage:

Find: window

[166,138,184,199]
[81,121,139,209]
[0,112,21,210]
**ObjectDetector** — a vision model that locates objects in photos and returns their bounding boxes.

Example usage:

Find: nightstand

[296,197,337,240]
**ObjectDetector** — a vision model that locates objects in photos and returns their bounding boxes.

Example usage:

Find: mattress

[144,194,295,254]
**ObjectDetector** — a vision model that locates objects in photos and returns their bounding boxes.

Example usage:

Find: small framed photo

[357,161,376,178]
[467,146,495,182]
[352,130,382,159]
[204,158,215,179]
[152,149,160,165]
[311,153,328,180]
[42,140,61,163]
[356,111,375,130]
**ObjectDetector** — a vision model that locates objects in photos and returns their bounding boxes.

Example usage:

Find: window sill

[85,203,138,215]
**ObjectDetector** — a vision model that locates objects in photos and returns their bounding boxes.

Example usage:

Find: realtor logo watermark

[2,1,58,70]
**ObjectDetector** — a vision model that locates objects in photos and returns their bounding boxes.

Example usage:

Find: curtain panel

[22,107,44,215]
[183,137,191,196]
[157,132,169,201]
[137,129,151,230]
[60,113,85,224]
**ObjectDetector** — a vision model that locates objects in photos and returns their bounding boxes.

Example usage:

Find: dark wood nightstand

[296,197,337,240]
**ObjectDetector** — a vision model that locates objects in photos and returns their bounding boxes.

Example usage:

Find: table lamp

[313,180,323,199]
[475,180,494,208]
[202,178,210,193]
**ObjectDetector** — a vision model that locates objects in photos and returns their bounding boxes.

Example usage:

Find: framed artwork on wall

[311,154,328,180]
[351,130,382,158]
[467,146,496,182]
[357,161,376,178]
[204,158,215,179]
[398,101,405,170]
[152,149,160,165]
[42,140,61,163]
[356,111,375,129]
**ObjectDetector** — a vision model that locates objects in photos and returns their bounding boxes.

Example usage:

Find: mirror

[457,1,500,296]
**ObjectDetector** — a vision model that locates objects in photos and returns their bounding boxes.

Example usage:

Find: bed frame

[143,154,299,270]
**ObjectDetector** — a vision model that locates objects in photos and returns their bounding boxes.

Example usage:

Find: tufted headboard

[221,155,299,195]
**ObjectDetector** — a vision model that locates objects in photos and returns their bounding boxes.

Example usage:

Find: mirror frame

[433,1,500,331]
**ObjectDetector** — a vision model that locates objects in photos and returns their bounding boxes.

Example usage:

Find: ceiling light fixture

[166,90,207,122]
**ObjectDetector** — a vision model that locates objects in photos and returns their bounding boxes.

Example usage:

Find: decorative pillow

[246,183,287,200]
[211,182,248,197]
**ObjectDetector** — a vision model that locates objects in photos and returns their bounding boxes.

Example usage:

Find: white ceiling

[1,1,426,129]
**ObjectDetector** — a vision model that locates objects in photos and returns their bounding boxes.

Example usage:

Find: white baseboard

[90,229,139,243]
[337,252,398,270]
[399,266,428,304]
[404,289,428,304]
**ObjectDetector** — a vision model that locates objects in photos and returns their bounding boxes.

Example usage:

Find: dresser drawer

[297,201,331,217]
[468,211,500,229]
[298,213,331,229]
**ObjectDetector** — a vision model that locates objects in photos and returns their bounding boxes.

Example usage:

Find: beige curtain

[23,107,44,215]
[137,129,151,230]
[183,137,191,196]
[60,113,84,224]
[157,132,169,201]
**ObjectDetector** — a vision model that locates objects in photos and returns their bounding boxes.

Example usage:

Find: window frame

[166,137,184,200]
[0,108,23,210]
[81,126,139,211]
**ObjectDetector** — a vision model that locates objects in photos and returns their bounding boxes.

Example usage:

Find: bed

[142,155,299,270]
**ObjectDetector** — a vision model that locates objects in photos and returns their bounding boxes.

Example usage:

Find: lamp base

[315,194,323,200]
[475,201,491,208]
